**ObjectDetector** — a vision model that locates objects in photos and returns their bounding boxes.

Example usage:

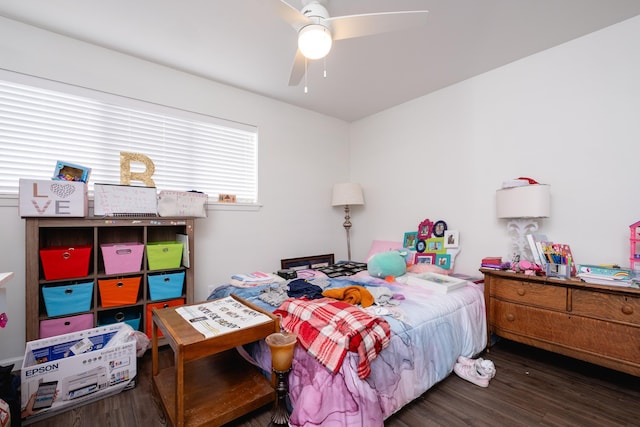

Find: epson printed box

[19,179,88,217]
[21,323,136,424]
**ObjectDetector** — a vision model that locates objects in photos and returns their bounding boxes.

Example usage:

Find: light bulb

[298,24,332,60]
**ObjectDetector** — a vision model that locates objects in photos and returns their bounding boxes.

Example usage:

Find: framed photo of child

[444,230,459,248]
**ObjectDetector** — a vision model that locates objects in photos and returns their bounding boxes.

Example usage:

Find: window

[0,71,258,204]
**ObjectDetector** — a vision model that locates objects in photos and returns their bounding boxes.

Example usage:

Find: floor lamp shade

[332,183,364,207]
[496,184,550,218]
[332,183,364,261]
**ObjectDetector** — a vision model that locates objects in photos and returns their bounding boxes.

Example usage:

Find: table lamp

[496,184,550,262]
[265,331,297,427]
[332,183,365,260]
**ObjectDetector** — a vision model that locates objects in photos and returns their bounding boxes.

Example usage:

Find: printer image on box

[21,323,137,423]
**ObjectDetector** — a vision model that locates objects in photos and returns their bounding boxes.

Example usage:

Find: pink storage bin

[100,242,144,275]
[39,313,94,338]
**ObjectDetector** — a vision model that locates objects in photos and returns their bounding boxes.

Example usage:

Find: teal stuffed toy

[367,250,407,278]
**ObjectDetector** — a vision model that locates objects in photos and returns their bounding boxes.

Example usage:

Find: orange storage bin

[146,298,184,338]
[98,276,141,307]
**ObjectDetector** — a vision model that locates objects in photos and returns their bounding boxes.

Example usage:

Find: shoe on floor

[456,356,496,378]
[453,362,490,387]
[477,359,496,378]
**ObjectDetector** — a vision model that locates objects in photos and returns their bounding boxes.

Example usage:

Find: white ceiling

[2,0,640,122]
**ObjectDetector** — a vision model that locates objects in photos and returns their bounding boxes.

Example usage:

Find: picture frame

[406,272,467,294]
[432,220,448,238]
[435,253,452,269]
[280,254,335,271]
[52,161,91,183]
[403,231,418,250]
[414,253,436,264]
[425,237,445,253]
[417,218,433,240]
[444,230,460,248]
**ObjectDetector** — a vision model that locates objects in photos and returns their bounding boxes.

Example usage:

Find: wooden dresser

[481,269,640,376]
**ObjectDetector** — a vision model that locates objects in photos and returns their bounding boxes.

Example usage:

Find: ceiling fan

[271,0,429,87]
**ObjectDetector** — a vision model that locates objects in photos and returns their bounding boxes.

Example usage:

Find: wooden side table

[151,294,278,427]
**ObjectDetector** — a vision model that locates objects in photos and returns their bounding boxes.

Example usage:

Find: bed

[207,265,487,427]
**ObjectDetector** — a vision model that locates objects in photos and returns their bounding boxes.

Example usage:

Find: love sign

[19,179,88,217]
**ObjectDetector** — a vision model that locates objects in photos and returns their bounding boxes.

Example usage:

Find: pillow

[366,240,403,262]
[407,263,450,275]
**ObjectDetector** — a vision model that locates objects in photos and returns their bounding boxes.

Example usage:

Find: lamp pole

[343,204,353,261]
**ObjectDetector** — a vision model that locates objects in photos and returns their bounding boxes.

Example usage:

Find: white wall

[2,14,640,366]
[0,17,351,364]
[349,15,640,276]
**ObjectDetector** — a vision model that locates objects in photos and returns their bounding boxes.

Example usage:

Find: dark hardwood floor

[25,339,640,427]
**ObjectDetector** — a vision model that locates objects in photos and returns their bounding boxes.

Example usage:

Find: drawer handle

[115,312,125,322]
[517,288,526,296]
[621,305,634,315]
[117,281,124,287]
[506,313,515,322]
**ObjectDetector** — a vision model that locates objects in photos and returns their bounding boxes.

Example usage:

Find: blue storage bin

[148,271,185,301]
[98,308,141,331]
[42,281,94,317]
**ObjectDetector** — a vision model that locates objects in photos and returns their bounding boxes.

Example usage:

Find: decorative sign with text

[19,179,88,217]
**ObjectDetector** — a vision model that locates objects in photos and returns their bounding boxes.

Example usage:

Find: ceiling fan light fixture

[298,24,332,60]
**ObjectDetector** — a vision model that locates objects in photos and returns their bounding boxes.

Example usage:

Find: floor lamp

[496,184,550,262]
[332,183,364,261]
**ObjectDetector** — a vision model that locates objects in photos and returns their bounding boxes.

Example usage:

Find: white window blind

[0,75,258,204]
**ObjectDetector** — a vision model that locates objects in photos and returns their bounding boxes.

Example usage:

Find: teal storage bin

[42,281,94,317]
[148,271,185,301]
[98,308,141,331]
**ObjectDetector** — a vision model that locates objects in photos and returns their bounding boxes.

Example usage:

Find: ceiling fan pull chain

[304,57,309,93]
[323,57,327,78]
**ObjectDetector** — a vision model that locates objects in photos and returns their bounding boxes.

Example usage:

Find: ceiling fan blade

[271,0,312,30]
[328,10,429,41]
[288,49,306,86]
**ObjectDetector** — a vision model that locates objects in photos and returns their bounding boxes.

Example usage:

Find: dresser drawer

[492,300,640,363]
[491,277,567,311]
[572,289,640,325]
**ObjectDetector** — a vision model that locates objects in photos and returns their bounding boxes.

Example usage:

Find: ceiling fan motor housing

[301,1,331,28]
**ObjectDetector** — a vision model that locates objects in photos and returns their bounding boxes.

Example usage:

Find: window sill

[0,194,262,212]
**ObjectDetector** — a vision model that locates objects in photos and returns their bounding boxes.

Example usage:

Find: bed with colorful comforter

[207,269,486,427]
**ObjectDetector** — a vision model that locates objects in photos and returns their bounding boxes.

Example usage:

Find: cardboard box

[19,179,88,217]
[21,323,136,424]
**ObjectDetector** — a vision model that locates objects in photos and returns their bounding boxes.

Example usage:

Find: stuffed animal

[367,250,407,278]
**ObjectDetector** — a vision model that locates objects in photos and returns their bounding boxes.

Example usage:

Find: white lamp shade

[332,183,364,206]
[298,24,332,60]
[496,184,550,218]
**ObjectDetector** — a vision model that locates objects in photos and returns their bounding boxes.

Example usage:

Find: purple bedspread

[209,273,487,426]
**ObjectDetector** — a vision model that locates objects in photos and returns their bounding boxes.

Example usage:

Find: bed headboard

[280,254,335,270]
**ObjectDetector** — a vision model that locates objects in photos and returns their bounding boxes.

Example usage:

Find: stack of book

[480,257,510,270]
[576,264,634,287]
